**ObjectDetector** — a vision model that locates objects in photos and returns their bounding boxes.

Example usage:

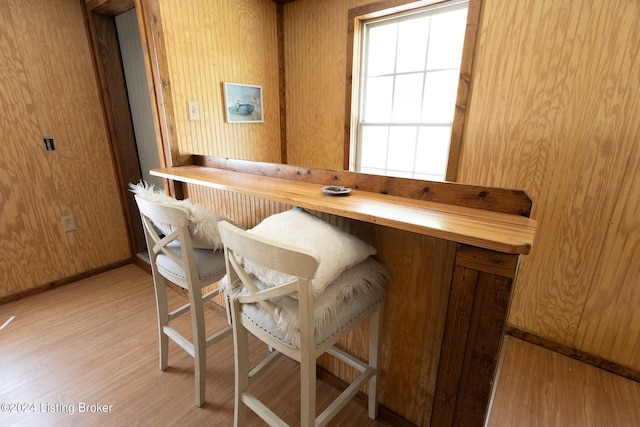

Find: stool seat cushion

[239,208,377,297]
[225,257,387,348]
[157,246,227,287]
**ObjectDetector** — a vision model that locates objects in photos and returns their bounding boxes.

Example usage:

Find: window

[352,1,469,181]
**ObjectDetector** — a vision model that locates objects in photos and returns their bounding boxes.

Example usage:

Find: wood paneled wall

[283,0,372,169]
[155,0,281,164]
[276,0,640,373]
[145,0,638,394]
[457,0,640,370]
[0,0,130,299]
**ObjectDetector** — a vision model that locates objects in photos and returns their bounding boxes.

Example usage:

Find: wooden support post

[431,245,520,426]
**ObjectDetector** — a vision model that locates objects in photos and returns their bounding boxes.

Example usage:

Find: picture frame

[223,82,263,123]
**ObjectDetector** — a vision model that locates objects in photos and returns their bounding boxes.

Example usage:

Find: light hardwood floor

[487,336,640,427]
[0,264,638,426]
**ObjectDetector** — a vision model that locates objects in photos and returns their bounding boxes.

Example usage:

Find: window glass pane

[360,125,388,169]
[421,69,459,123]
[356,1,469,180]
[387,127,417,172]
[367,24,397,76]
[426,8,468,70]
[363,76,394,122]
[392,73,424,123]
[396,17,430,73]
[361,167,384,175]
[390,170,414,178]
[414,171,444,180]
[415,126,452,179]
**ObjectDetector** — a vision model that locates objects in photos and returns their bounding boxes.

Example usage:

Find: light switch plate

[187,101,200,121]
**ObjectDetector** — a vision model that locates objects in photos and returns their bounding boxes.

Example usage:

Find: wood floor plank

[0,265,391,426]
[487,336,640,427]
[2,266,639,426]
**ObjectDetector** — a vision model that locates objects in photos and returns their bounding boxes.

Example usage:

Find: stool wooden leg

[233,306,249,427]
[154,274,169,371]
[191,290,207,407]
[300,346,316,426]
[368,302,383,419]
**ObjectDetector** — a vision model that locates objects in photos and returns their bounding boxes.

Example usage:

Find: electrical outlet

[62,215,76,232]
[187,100,200,121]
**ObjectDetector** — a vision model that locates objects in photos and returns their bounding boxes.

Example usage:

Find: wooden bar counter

[151,156,537,427]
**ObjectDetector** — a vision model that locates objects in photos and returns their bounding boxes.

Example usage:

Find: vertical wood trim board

[88,10,144,256]
[431,246,519,426]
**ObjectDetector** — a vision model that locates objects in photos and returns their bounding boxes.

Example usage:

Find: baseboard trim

[0,258,133,305]
[507,326,640,383]
[132,255,152,274]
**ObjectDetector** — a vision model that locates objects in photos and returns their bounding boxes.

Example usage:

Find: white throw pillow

[242,208,377,296]
[130,181,227,250]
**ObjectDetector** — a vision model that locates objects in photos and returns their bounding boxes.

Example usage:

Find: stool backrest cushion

[238,208,377,296]
[130,181,229,249]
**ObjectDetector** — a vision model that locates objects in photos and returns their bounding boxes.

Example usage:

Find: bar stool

[134,193,232,407]
[218,209,387,426]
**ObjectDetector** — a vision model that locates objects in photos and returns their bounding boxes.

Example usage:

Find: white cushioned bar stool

[218,208,387,426]
[134,192,232,407]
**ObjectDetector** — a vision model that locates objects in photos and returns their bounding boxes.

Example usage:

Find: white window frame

[349,0,470,181]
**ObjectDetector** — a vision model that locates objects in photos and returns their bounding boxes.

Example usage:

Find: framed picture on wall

[223,82,263,123]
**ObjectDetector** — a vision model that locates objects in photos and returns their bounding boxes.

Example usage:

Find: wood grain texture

[185,183,291,230]
[431,247,519,427]
[0,264,393,426]
[286,0,480,173]
[152,165,536,254]
[197,155,533,216]
[456,0,640,368]
[575,130,640,369]
[0,0,129,299]
[3,268,638,426]
[508,327,640,383]
[313,223,456,425]
[182,182,457,425]
[136,0,635,385]
[156,161,535,425]
[284,0,371,169]
[276,3,288,163]
[154,0,281,164]
[89,12,145,255]
[487,337,640,427]
[445,0,481,181]
[86,0,133,15]
[0,0,60,295]
[3,270,637,426]
[281,0,640,373]
[143,0,181,177]
[8,0,131,272]
[280,0,640,372]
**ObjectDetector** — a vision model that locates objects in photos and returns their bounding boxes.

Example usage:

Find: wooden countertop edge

[151,166,536,255]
